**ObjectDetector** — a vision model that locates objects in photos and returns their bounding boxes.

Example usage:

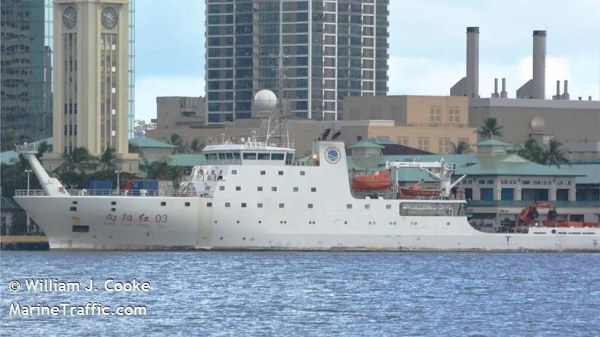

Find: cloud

[135,76,204,122]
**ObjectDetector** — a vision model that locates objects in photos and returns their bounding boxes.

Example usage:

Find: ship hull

[14,196,600,252]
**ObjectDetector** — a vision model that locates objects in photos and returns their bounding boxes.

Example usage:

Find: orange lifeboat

[352,170,393,190]
[399,187,442,197]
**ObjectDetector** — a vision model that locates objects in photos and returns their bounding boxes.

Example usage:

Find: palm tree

[477,117,504,140]
[518,139,545,164]
[168,133,187,154]
[544,138,571,168]
[0,128,17,151]
[55,147,97,174]
[97,147,122,171]
[451,140,472,154]
[189,138,205,153]
[36,141,50,160]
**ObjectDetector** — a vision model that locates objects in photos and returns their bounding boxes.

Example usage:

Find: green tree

[36,141,50,161]
[55,147,98,174]
[189,138,204,153]
[544,138,571,168]
[97,147,122,171]
[450,140,472,154]
[518,139,545,164]
[0,128,17,151]
[477,117,504,140]
[168,133,187,154]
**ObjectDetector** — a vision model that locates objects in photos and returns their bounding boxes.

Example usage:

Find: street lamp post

[25,169,32,195]
[115,170,122,195]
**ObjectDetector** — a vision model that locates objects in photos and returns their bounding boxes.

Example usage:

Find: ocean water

[1,251,599,336]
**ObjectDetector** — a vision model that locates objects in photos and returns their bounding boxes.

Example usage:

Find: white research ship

[12,140,600,251]
[12,89,600,252]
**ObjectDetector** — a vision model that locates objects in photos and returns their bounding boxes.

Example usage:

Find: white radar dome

[531,116,546,131]
[254,89,277,112]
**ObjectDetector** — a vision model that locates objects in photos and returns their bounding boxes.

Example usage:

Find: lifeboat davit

[399,187,441,197]
[352,170,393,190]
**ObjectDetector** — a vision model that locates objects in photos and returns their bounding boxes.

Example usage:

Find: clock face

[63,6,77,29]
[102,7,118,29]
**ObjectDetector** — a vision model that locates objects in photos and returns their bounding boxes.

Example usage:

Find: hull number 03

[155,214,168,223]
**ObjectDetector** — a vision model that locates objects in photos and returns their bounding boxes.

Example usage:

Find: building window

[438,138,451,153]
[417,138,429,151]
[429,107,441,122]
[449,107,460,122]
[397,137,408,146]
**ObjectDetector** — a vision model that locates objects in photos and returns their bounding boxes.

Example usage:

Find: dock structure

[0,236,49,250]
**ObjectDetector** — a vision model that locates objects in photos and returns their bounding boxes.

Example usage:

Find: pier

[0,236,49,250]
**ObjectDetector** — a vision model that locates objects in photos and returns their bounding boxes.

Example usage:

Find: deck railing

[14,189,197,197]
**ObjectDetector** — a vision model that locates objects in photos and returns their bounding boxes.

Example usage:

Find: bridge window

[271,153,284,160]
[219,153,226,159]
[285,153,294,165]
[243,153,257,160]
[257,153,270,160]
[226,153,234,159]
[233,153,241,159]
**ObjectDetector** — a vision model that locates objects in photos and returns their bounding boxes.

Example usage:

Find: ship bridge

[202,142,296,166]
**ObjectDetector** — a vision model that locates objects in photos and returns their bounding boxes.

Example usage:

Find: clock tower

[45,0,138,173]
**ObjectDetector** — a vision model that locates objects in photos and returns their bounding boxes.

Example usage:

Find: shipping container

[125,179,162,196]
[88,180,112,195]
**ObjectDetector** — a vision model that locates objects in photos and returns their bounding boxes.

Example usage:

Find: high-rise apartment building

[1,0,53,148]
[43,0,138,172]
[205,0,389,123]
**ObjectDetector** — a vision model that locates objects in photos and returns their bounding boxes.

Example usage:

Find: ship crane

[385,159,467,198]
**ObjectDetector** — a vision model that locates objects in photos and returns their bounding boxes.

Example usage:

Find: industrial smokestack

[562,80,570,100]
[532,30,546,99]
[466,27,480,98]
[501,78,508,98]
[492,78,499,98]
[553,81,561,100]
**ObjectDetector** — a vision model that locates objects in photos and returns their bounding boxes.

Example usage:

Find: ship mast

[268,49,290,148]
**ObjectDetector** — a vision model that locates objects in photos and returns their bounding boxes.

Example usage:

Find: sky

[134,0,600,122]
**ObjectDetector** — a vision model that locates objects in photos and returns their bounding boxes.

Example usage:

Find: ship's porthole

[237,220,240,223]
[214,221,218,224]
[243,237,246,240]
[220,237,223,240]
[259,221,262,224]
[344,221,347,224]
[447,222,450,226]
